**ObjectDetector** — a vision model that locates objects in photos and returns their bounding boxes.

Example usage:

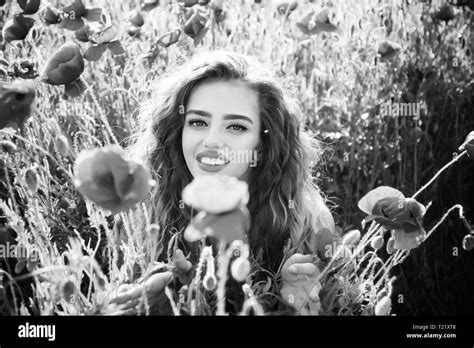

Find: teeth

[200,157,225,166]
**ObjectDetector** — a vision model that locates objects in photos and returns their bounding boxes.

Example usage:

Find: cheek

[182,129,198,156]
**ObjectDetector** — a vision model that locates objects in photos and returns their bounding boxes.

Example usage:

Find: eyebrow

[185,109,254,124]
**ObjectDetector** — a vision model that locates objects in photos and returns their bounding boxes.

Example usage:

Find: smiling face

[182,79,261,182]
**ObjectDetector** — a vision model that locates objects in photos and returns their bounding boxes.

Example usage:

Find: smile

[198,157,227,166]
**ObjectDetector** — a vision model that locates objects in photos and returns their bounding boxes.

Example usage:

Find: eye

[227,124,248,132]
[187,119,207,127]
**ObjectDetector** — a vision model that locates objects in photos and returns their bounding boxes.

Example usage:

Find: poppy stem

[424,204,465,242]
[411,150,467,200]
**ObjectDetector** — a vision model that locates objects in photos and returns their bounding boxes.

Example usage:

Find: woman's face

[182,79,261,182]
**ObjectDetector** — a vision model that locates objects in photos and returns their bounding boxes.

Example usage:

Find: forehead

[186,80,259,117]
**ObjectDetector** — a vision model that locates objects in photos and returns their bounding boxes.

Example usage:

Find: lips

[195,150,229,172]
[196,150,228,165]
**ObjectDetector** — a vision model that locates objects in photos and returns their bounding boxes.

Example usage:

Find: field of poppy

[0,0,473,316]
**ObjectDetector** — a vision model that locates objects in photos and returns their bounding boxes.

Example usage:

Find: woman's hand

[109,249,193,315]
[279,253,322,315]
[109,271,173,315]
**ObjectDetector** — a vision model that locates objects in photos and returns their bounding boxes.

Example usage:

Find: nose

[202,125,224,149]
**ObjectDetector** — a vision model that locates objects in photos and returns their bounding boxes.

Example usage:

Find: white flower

[182,175,249,214]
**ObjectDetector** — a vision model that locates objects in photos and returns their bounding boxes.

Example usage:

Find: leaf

[358,186,405,215]
[59,17,85,31]
[107,40,125,55]
[84,7,102,22]
[83,44,107,61]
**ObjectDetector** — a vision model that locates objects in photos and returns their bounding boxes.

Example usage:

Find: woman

[111,50,338,315]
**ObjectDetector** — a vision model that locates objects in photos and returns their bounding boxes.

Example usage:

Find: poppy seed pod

[41,43,84,85]
[40,5,60,25]
[230,257,251,282]
[2,14,35,42]
[17,0,41,14]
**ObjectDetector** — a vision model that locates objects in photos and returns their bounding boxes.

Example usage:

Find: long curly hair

[126,50,335,273]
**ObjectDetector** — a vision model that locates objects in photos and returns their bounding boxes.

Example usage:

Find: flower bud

[0,140,18,154]
[462,234,474,251]
[203,274,217,291]
[370,235,384,250]
[342,229,361,245]
[147,224,160,237]
[61,278,76,303]
[15,259,26,274]
[231,257,251,282]
[24,166,38,192]
[375,296,392,315]
[56,135,69,157]
[386,237,395,254]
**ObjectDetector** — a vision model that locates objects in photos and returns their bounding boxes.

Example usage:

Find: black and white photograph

[0,0,473,345]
